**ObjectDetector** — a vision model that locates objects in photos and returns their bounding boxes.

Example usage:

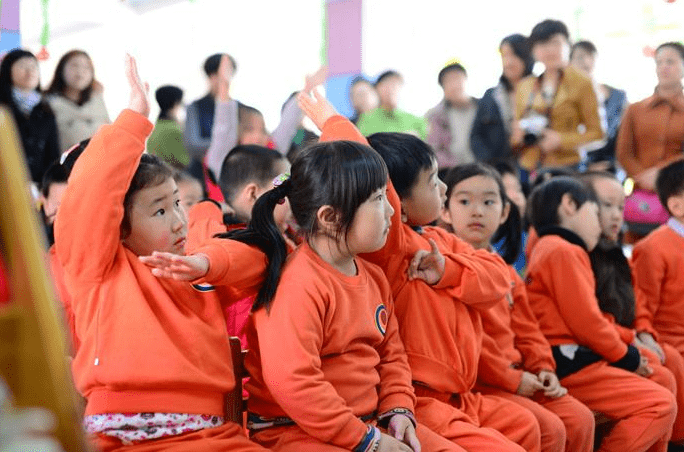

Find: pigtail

[223,179,291,311]
[492,199,522,265]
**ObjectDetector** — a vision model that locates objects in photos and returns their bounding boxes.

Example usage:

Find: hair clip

[273,172,291,188]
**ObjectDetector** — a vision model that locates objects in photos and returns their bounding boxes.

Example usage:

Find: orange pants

[414,388,541,452]
[661,343,684,442]
[478,387,595,452]
[251,422,466,451]
[91,421,269,452]
[561,360,676,452]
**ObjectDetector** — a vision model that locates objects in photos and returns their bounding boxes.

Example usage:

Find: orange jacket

[48,245,79,354]
[478,266,555,393]
[245,244,415,449]
[631,225,684,350]
[319,116,512,395]
[526,234,628,362]
[55,109,267,416]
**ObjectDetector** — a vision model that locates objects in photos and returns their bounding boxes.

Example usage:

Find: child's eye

[154,209,165,216]
[484,199,495,206]
[459,199,469,206]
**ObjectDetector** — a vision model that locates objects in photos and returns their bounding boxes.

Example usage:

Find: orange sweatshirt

[48,245,79,353]
[245,244,415,449]
[526,233,628,362]
[631,225,684,351]
[320,115,512,395]
[54,109,267,416]
[478,266,556,393]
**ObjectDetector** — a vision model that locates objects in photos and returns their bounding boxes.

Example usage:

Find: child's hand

[125,54,150,118]
[407,239,445,285]
[377,432,415,452]
[139,252,209,281]
[297,88,338,131]
[217,55,232,102]
[538,370,567,398]
[387,415,421,452]
[303,65,327,93]
[516,371,544,397]
[637,332,665,364]
[635,355,653,378]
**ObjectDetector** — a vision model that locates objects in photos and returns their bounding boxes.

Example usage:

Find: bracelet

[353,425,381,452]
[376,407,417,428]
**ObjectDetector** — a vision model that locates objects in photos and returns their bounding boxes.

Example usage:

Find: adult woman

[0,49,60,183]
[512,20,603,174]
[46,50,110,153]
[470,34,534,164]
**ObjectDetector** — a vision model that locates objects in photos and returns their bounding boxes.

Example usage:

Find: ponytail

[220,179,291,311]
[492,199,522,265]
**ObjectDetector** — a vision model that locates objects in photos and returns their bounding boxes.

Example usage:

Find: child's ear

[439,205,452,226]
[238,183,260,205]
[399,200,409,223]
[667,196,684,219]
[559,193,578,219]
[500,201,511,226]
[316,205,339,235]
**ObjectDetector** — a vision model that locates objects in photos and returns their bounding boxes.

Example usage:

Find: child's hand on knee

[636,332,665,364]
[387,414,421,452]
[377,432,416,452]
[407,239,445,285]
[538,370,567,398]
[636,355,653,377]
[139,252,209,281]
[516,371,544,397]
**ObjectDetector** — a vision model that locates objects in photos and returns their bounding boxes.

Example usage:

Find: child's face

[593,177,625,242]
[177,179,203,212]
[122,178,188,256]
[562,199,601,251]
[346,185,394,255]
[401,159,446,226]
[441,175,508,250]
[239,114,269,147]
[42,182,68,225]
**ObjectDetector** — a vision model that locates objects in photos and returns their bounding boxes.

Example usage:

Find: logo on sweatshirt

[375,304,388,335]
[192,283,215,292]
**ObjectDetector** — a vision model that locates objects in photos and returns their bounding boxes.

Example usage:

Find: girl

[55,55,270,452]
[441,163,594,452]
[0,49,60,184]
[147,85,188,169]
[525,176,677,452]
[46,50,110,153]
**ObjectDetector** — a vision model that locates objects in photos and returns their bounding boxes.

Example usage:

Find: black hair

[60,138,90,175]
[0,49,40,106]
[530,166,577,190]
[173,169,201,186]
[528,176,596,231]
[203,53,237,77]
[443,163,522,264]
[655,42,684,62]
[438,62,467,87]
[570,40,598,59]
[155,85,183,120]
[218,144,286,204]
[227,140,387,311]
[375,70,402,87]
[351,75,372,89]
[366,132,434,198]
[529,19,570,47]
[238,104,265,133]
[499,34,535,91]
[40,162,68,198]
[121,154,174,238]
[46,50,96,106]
[656,159,684,215]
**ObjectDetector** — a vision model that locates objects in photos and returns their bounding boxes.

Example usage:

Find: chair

[225,336,248,425]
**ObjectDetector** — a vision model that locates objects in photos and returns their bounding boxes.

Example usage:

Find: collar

[646,88,684,112]
[537,225,588,251]
[667,217,684,238]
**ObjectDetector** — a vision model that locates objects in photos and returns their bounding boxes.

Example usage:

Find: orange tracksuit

[526,231,676,452]
[319,116,541,452]
[55,109,270,452]
[477,266,594,452]
[245,244,464,452]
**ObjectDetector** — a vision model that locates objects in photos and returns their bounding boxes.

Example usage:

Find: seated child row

[54,57,684,452]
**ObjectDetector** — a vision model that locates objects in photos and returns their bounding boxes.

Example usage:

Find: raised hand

[387,414,421,452]
[217,55,232,102]
[297,88,338,131]
[139,251,209,281]
[125,54,150,118]
[538,370,567,398]
[516,371,544,397]
[407,239,445,285]
[304,65,327,93]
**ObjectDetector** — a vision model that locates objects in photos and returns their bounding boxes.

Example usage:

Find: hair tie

[273,172,290,204]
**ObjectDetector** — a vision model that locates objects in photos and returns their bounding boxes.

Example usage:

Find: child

[297,90,541,451]
[584,171,684,447]
[224,140,462,451]
[55,55,270,451]
[525,176,676,452]
[441,162,595,452]
[632,160,684,358]
[173,170,203,212]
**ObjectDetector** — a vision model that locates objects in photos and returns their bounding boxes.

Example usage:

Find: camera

[519,113,548,146]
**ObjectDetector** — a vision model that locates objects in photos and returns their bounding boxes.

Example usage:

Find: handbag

[624,188,669,225]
